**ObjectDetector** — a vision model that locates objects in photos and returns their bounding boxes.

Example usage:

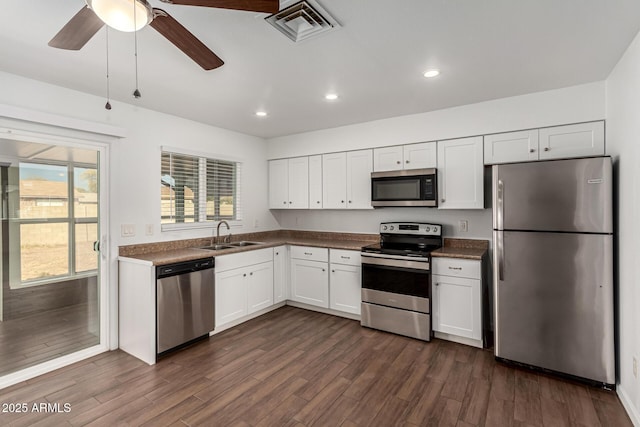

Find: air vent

[265,0,340,42]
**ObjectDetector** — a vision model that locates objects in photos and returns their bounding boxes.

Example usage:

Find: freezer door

[493,230,614,385]
[492,157,612,233]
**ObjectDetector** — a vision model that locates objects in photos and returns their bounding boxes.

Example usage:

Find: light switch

[121,224,136,237]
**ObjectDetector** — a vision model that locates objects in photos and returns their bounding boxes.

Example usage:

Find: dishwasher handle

[156,258,215,279]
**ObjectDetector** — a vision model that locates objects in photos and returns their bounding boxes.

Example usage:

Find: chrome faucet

[215,220,231,244]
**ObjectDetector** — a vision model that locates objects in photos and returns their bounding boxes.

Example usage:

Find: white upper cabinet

[437,136,484,209]
[346,150,373,209]
[268,158,288,209]
[403,142,437,169]
[268,157,309,209]
[322,152,347,209]
[308,155,323,209]
[373,142,436,171]
[484,121,605,165]
[323,150,373,209]
[484,129,539,164]
[288,157,309,208]
[539,121,605,160]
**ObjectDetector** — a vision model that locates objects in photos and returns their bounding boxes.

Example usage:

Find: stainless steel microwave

[371,168,438,207]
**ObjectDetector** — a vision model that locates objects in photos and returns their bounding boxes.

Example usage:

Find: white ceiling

[1,0,639,139]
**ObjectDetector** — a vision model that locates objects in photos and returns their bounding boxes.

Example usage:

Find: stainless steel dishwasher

[156,258,215,356]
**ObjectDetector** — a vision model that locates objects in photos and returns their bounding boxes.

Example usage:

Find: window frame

[160,147,243,232]
[7,160,99,289]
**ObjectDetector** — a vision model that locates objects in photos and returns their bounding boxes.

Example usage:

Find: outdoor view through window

[13,162,98,284]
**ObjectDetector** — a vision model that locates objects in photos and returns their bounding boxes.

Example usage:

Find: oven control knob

[389,226,395,230]
[425,226,430,232]
[382,225,388,231]
[433,226,438,233]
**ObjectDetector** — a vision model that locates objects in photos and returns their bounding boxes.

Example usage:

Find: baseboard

[211,302,286,335]
[285,301,361,321]
[433,331,483,348]
[617,384,640,427]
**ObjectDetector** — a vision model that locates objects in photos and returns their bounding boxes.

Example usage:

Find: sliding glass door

[0,135,105,378]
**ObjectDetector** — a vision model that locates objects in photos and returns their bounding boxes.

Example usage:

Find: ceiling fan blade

[159,0,279,14]
[150,9,224,70]
[49,6,105,50]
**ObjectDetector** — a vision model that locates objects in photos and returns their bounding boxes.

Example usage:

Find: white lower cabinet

[329,249,361,315]
[290,246,329,308]
[215,248,274,328]
[273,245,289,303]
[432,257,483,347]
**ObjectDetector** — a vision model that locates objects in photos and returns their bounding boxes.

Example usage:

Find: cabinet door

[322,152,347,209]
[437,136,484,209]
[403,142,437,169]
[215,268,248,326]
[268,159,289,209]
[288,157,309,209]
[346,149,373,209]
[539,121,605,160]
[308,155,323,209]
[290,259,329,308]
[373,146,403,171]
[432,274,481,340]
[247,262,274,314]
[329,264,361,315]
[273,246,289,303]
[484,130,539,164]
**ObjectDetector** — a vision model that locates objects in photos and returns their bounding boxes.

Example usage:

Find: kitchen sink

[198,244,235,251]
[227,241,264,247]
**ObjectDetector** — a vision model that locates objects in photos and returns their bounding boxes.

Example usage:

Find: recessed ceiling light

[255,111,268,117]
[423,70,440,78]
[325,93,339,101]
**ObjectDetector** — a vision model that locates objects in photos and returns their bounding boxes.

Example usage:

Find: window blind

[161,151,241,224]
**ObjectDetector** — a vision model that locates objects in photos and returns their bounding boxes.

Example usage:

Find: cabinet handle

[341,200,345,204]
[406,160,410,163]
[441,198,445,203]
[250,272,253,276]
[283,201,287,205]
[331,269,335,273]
[544,147,550,152]
[448,266,463,270]
[348,200,352,204]
[435,283,439,286]
[289,201,292,204]
[340,256,350,259]
[317,201,320,204]
[322,268,326,272]
[529,148,535,153]
[276,252,279,255]
[243,273,247,277]
[304,252,312,255]
[396,161,401,164]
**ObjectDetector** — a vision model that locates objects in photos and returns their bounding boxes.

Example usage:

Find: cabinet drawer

[432,257,480,279]
[290,246,329,262]
[330,249,361,266]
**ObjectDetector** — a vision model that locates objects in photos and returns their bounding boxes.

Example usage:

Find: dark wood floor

[0,303,99,377]
[0,306,632,426]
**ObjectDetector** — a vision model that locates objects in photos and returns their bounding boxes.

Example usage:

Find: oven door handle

[361,254,430,271]
[361,252,429,262]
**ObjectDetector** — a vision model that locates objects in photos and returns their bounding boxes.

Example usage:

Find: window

[8,162,99,286]
[161,150,241,228]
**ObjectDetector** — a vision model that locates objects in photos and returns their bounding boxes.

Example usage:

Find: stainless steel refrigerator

[492,156,615,386]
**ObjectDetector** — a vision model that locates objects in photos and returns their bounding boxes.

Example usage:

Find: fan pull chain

[105,26,112,110]
[133,0,141,99]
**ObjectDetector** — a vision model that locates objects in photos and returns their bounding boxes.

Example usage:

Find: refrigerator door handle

[496,179,504,231]
[497,230,504,281]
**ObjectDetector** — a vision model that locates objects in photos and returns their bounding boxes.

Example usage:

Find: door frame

[0,117,118,389]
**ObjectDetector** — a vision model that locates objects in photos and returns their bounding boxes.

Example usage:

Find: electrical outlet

[145,224,154,236]
[459,220,468,232]
[634,356,638,379]
[253,219,259,228]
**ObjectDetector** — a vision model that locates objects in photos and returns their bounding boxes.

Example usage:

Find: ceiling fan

[48,0,280,70]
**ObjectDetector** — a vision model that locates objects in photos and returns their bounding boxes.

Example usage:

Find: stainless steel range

[360,222,442,341]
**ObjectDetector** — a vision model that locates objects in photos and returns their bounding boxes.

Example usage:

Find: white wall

[267,82,605,237]
[0,71,279,348]
[605,32,640,426]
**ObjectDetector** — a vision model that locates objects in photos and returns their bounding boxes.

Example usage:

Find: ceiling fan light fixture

[87,0,152,32]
